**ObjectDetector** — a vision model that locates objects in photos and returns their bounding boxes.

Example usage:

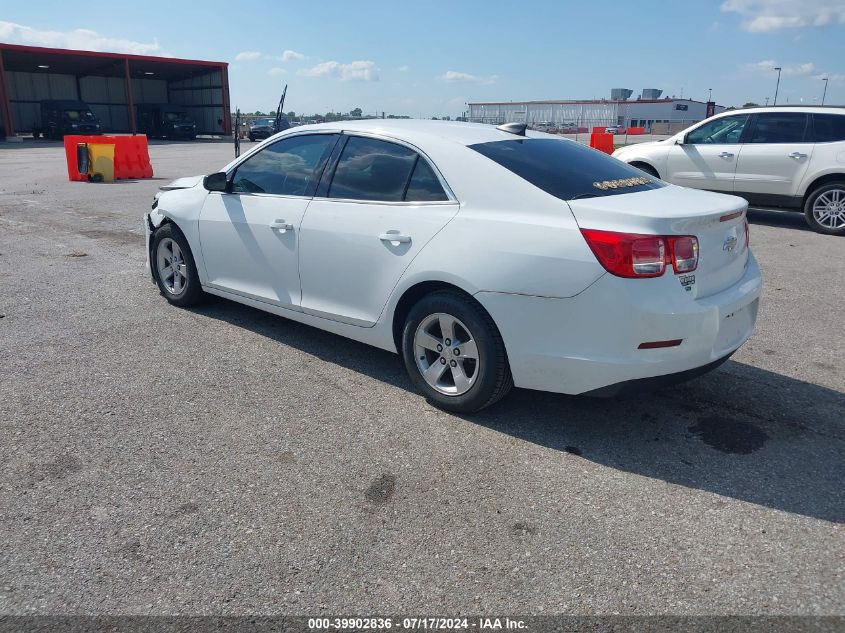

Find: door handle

[788,152,807,159]
[718,152,734,158]
[379,232,411,244]
[270,219,294,232]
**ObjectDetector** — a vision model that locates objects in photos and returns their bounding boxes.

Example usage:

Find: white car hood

[159,175,205,191]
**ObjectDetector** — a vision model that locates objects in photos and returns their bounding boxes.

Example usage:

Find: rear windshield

[468,138,665,200]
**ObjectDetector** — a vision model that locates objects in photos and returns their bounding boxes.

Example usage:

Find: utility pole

[821,77,829,105]
[773,67,782,105]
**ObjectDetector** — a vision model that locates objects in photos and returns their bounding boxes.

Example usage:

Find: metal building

[0,43,231,137]
[468,98,725,132]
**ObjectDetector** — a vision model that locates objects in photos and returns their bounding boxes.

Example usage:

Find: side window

[686,115,749,145]
[405,157,449,202]
[231,134,335,196]
[328,136,417,202]
[747,113,808,144]
[812,114,845,143]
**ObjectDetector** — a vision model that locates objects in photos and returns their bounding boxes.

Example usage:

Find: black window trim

[744,112,811,145]
[810,112,845,143]
[314,131,458,205]
[223,130,341,199]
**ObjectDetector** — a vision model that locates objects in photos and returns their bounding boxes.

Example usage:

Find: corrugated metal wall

[468,102,620,126]
[6,67,225,134]
[169,71,224,134]
[7,71,76,130]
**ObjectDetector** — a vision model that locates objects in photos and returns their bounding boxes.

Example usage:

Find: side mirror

[674,136,686,145]
[203,172,229,192]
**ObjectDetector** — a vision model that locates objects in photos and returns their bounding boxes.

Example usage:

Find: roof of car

[717,106,845,115]
[289,118,550,147]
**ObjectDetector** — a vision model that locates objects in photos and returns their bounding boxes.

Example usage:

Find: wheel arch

[801,173,845,203]
[390,280,481,353]
[628,160,661,179]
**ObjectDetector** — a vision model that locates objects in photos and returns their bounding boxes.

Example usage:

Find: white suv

[613,107,845,235]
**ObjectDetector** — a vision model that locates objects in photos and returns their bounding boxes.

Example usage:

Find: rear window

[468,138,664,201]
[812,113,845,142]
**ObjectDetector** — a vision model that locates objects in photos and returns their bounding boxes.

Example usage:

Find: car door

[666,113,750,193]
[198,133,338,308]
[298,134,459,327]
[733,112,814,205]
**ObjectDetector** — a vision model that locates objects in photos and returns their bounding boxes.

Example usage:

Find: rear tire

[401,290,512,413]
[803,182,845,236]
[151,223,204,307]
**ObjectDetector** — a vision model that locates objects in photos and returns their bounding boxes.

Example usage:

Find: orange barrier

[591,126,608,134]
[63,135,153,181]
[590,133,614,154]
[627,127,645,135]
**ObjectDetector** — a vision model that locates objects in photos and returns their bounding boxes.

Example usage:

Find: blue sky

[1,0,843,116]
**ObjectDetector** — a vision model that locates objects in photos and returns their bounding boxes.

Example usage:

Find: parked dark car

[34,100,101,139]
[135,104,197,140]
[248,116,290,141]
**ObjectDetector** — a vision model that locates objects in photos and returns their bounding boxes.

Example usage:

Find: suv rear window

[468,138,664,201]
[812,113,845,142]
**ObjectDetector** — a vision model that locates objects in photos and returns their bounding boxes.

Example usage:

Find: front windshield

[64,110,96,122]
[164,111,190,122]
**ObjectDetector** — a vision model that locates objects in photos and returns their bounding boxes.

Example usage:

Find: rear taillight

[580,229,698,279]
[744,219,750,250]
[668,236,699,273]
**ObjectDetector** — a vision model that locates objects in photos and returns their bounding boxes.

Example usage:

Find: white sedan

[145,120,762,412]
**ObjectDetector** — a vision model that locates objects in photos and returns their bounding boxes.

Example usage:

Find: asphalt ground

[0,138,842,616]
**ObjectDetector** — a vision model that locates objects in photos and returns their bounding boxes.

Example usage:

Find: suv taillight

[580,229,698,278]
[744,218,750,250]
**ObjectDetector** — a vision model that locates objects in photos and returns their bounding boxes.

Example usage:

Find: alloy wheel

[812,188,845,230]
[413,312,480,396]
[156,237,188,295]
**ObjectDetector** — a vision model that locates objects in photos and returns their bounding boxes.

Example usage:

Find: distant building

[467,97,725,132]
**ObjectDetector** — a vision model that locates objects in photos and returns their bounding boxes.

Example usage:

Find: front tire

[401,291,512,413]
[804,182,845,236]
[151,223,204,306]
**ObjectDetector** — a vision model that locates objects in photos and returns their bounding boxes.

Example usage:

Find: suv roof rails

[497,122,527,136]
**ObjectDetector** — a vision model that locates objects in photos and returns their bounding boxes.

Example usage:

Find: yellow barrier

[88,143,115,183]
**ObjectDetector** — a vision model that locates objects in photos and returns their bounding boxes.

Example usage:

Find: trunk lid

[567,185,749,298]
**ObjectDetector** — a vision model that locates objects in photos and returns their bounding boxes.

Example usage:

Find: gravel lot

[0,139,842,616]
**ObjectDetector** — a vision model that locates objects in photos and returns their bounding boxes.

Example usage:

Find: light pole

[821,77,829,105]
[773,67,782,105]
[765,97,770,106]
[708,88,712,102]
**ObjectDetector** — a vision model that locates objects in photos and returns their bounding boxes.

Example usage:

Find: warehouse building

[468,90,725,133]
[0,43,231,137]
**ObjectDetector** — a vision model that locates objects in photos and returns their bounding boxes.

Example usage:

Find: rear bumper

[582,352,734,397]
[475,252,762,395]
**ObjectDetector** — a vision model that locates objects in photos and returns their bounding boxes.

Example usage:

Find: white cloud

[721,0,845,32]
[280,49,305,62]
[743,60,816,76]
[0,20,166,55]
[298,60,378,81]
[814,73,845,85]
[235,51,261,61]
[398,65,410,72]
[441,70,498,85]
[267,67,287,76]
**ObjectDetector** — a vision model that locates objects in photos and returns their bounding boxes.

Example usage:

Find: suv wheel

[401,291,512,413]
[804,182,845,236]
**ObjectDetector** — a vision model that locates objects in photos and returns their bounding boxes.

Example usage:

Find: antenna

[497,122,527,136]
